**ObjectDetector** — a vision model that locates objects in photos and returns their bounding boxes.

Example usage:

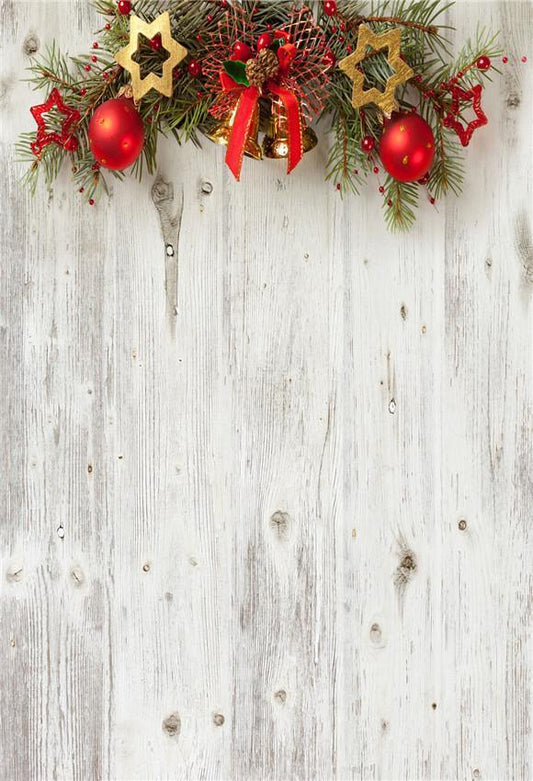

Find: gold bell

[208,104,262,160]
[263,112,318,159]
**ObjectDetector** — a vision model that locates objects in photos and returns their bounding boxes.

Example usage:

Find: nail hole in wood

[6,564,23,583]
[70,566,84,587]
[87,464,93,474]
[274,690,287,704]
[213,713,225,726]
[400,304,408,320]
[166,244,174,257]
[57,525,65,539]
[472,770,481,779]
[142,562,151,573]
[388,398,397,414]
[458,519,467,531]
[162,712,181,738]
[201,181,213,195]
[431,702,437,710]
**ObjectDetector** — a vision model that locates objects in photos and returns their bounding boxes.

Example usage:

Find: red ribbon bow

[220,38,303,181]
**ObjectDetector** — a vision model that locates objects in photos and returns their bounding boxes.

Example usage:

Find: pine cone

[245,49,279,87]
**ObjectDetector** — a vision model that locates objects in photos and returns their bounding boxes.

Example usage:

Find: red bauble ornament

[150,34,162,51]
[88,98,144,171]
[324,0,337,16]
[361,135,375,153]
[256,33,272,51]
[117,0,131,14]
[378,113,435,183]
[232,40,253,61]
[476,55,491,71]
[188,59,202,78]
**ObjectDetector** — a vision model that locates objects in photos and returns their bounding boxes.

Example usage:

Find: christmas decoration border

[16,0,505,231]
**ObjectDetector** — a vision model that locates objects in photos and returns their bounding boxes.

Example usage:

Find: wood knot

[213,713,225,726]
[162,712,181,738]
[23,33,40,56]
[506,92,521,109]
[269,510,290,541]
[274,689,287,704]
[394,545,417,597]
[151,175,173,206]
[369,623,383,645]
[431,702,437,710]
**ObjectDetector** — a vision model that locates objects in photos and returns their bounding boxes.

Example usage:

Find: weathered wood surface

[1,2,532,780]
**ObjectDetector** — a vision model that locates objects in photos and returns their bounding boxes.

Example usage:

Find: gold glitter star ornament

[115,12,188,102]
[338,25,413,115]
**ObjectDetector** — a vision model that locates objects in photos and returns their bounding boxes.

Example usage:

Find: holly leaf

[223,60,249,86]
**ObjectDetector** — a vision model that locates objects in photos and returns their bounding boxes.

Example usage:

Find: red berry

[207,14,213,22]
[430,196,436,205]
[93,42,98,49]
[91,55,97,63]
[502,56,508,64]
[89,198,95,205]
[361,135,375,153]
[232,40,253,61]
[117,0,131,14]
[188,59,202,78]
[256,32,272,51]
[336,183,341,191]
[418,173,429,185]
[324,0,337,16]
[379,186,385,194]
[322,49,336,67]
[196,34,202,42]
[79,187,84,193]
[373,166,379,174]
[522,55,527,63]
[387,199,393,207]
[476,55,491,71]
[105,23,111,30]
[79,88,87,96]
[85,64,91,72]
[150,34,162,50]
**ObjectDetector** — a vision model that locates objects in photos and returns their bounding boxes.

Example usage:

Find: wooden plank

[0,2,531,780]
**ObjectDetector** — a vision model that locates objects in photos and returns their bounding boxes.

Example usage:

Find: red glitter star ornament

[30,88,81,155]
[442,83,487,147]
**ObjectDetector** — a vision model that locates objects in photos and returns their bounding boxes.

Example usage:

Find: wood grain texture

[1,2,532,780]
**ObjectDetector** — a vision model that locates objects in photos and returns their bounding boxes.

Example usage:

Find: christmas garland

[17,0,503,231]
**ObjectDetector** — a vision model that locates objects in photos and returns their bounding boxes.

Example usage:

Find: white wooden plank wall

[1,1,532,780]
